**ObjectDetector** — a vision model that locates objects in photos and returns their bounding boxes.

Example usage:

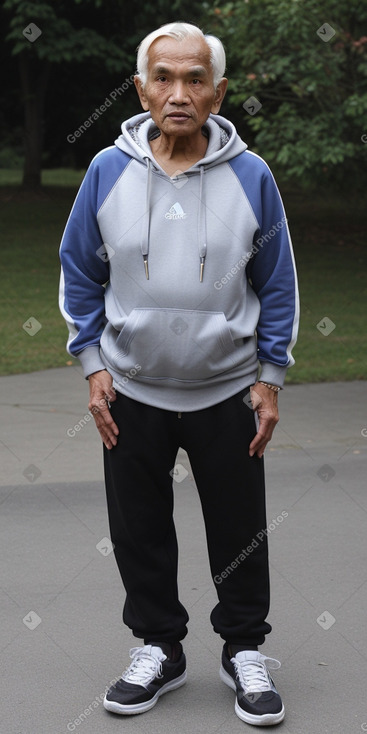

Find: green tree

[4,0,128,189]
[204,0,367,189]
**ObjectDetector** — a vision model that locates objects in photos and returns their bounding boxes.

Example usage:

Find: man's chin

[159,117,198,135]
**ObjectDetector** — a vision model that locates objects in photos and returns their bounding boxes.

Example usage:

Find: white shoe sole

[220,665,285,726]
[103,670,187,715]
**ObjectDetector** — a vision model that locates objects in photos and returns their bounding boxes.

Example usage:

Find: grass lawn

[286,191,366,382]
[0,170,366,382]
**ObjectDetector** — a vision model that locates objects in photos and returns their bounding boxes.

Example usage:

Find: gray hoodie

[59,112,299,411]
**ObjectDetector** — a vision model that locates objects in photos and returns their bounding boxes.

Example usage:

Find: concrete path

[0,367,366,734]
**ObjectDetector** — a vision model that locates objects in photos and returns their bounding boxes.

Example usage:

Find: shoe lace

[121,646,166,685]
[234,656,281,694]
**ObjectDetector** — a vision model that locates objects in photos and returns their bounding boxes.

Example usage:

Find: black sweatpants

[103,387,272,646]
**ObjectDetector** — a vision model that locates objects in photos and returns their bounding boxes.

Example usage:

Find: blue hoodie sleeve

[59,147,130,378]
[230,151,299,387]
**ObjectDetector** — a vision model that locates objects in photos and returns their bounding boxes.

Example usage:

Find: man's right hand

[88,370,119,449]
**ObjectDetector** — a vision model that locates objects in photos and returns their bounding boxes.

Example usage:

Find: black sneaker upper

[105,645,186,706]
[222,645,283,717]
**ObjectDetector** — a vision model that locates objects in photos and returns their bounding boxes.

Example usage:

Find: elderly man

[59,21,298,727]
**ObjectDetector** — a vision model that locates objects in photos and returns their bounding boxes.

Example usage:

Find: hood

[114,112,247,282]
[114,111,247,170]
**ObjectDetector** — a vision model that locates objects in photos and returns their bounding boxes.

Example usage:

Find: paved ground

[0,367,366,734]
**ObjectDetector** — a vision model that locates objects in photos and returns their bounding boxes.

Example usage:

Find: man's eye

[191,79,201,85]
[157,76,167,82]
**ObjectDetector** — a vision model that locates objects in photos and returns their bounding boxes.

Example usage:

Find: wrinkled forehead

[147,36,212,76]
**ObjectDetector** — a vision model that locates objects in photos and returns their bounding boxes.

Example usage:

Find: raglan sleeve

[59,159,110,379]
[248,167,300,388]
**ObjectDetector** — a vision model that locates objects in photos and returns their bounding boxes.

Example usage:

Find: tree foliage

[4,0,129,69]
[4,0,131,187]
[4,0,365,191]
[205,0,367,189]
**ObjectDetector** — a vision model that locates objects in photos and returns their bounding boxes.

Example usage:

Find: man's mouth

[166,112,191,120]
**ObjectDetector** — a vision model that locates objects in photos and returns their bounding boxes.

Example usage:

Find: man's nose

[168,81,190,104]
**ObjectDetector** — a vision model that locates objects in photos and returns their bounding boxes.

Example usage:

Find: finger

[92,404,119,444]
[256,442,267,459]
[89,395,110,412]
[101,428,118,450]
[94,416,119,448]
[95,409,119,436]
[105,385,117,403]
[97,426,117,450]
[251,437,268,459]
[249,432,266,457]
[249,419,274,457]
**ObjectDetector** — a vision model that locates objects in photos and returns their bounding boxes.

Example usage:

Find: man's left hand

[248,382,279,459]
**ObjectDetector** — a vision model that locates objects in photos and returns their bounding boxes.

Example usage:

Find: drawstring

[141,157,152,279]
[141,160,207,282]
[198,165,207,282]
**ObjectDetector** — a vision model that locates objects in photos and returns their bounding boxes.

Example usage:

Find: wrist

[88,369,108,379]
[257,381,281,393]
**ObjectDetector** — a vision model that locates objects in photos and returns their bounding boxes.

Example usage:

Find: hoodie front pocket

[112,308,239,381]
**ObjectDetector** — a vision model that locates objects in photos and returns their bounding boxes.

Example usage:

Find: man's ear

[134,75,150,111]
[211,78,228,114]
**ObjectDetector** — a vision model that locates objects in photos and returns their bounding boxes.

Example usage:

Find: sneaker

[220,646,285,726]
[103,644,186,715]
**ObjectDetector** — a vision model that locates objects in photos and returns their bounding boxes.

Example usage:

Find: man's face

[134,35,227,137]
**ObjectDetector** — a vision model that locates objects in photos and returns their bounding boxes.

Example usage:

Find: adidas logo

[165,202,187,220]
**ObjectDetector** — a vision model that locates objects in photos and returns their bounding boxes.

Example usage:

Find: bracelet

[258,381,281,393]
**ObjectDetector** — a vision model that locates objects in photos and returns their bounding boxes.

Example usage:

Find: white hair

[136,22,226,89]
